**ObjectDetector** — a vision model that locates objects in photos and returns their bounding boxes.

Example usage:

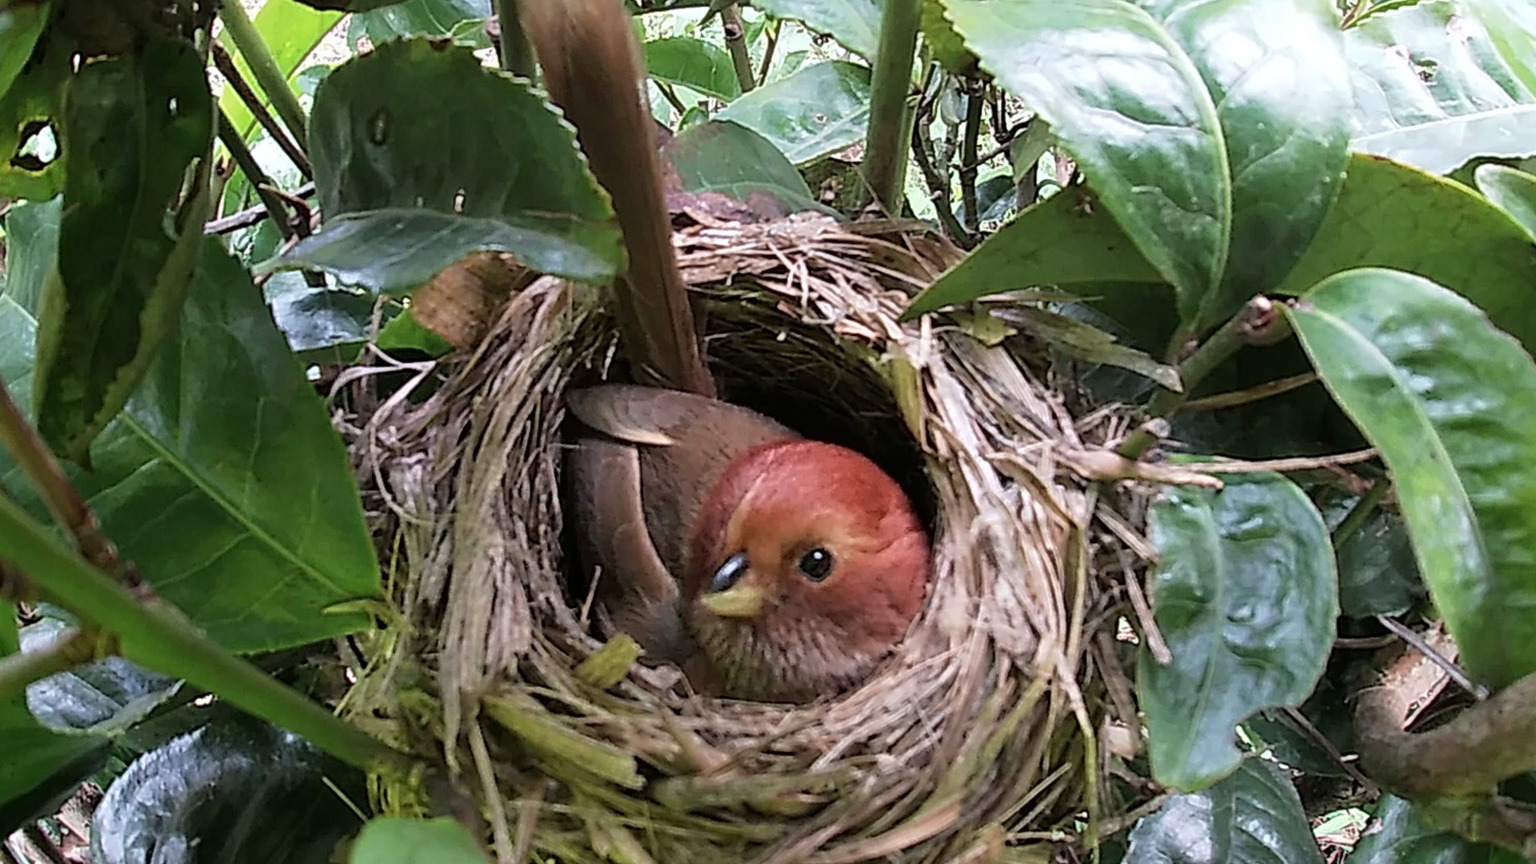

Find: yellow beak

[701,585,766,618]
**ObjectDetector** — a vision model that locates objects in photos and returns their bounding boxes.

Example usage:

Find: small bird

[565,385,931,702]
[524,0,932,702]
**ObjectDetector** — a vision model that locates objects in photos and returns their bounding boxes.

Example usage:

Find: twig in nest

[1170,447,1379,476]
[1182,371,1318,412]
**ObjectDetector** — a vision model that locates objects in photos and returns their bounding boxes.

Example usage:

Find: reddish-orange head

[682,440,931,703]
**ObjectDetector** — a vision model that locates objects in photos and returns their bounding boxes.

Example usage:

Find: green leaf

[1474,163,1536,241]
[944,0,1228,331]
[375,307,454,358]
[644,36,740,101]
[349,817,489,864]
[0,701,110,835]
[666,119,828,215]
[0,0,48,97]
[219,1,344,140]
[1276,154,1536,354]
[0,241,380,653]
[901,189,1163,319]
[1287,268,1536,689]
[92,717,367,864]
[752,0,881,59]
[32,39,214,462]
[0,32,67,200]
[21,617,182,737]
[349,0,488,43]
[1345,0,1536,175]
[1348,794,1512,863]
[1124,758,1324,863]
[1323,492,1426,618]
[1140,470,1337,791]
[280,38,621,289]
[271,209,620,292]
[716,60,871,165]
[1139,0,1352,327]
[263,271,375,359]
[0,196,59,313]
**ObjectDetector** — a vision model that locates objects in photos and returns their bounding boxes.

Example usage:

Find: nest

[344,214,1144,863]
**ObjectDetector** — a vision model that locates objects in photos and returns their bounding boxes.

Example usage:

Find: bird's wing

[564,434,694,663]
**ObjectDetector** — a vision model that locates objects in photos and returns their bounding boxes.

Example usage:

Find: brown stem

[756,19,779,86]
[959,86,982,231]
[217,108,295,242]
[0,381,117,572]
[210,43,313,180]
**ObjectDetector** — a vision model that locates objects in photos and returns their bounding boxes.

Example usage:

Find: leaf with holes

[270,38,621,291]
[1124,759,1324,863]
[717,61,871,165]
[0,241,380,652]
[1345,0,1536,175]
[31,39,213,462]
[0,32,67,200]
[1140,470,1337,791]
[1287,268,1536,689]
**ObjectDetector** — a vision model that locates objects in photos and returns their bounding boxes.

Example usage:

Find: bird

[522,0,933,702]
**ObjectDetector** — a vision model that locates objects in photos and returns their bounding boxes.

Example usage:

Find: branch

[719,4,756,94]
[216,0,309,150]
[910,121,973,247]
[756,19,779,87]
[210,43,312,180]
[492,0,537,80]
[860,0,921,214]
[204,182,316,235]
[216,107,295,242]
[959,87,982,232]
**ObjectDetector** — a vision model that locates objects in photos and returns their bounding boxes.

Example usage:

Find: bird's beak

[702,551,765,618]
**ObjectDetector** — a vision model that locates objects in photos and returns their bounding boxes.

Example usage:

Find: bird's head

[681,440,931,702]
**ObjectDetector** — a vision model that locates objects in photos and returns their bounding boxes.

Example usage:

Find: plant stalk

[959,87,982,231]
[217,108,295,242]
[494,0,537,79]
[0,494,412,773]
[217,0,309,150]
[719,4,755,94]
[210,43,312,180]
[860,0,922,214]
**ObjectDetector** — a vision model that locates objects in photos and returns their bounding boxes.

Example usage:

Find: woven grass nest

[344,213,1146,863]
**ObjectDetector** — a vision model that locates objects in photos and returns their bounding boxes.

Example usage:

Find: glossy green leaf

[1287,268,1536,688]
[945,0,1228,330]
[716,60,871,164]
[375,307,454,357]
[1124,758,1322,863]
[349,0,488,44]
[271,209,620,292]
[92,717,367,864]
[0,32,67,200]
[753,0,880,59]
[1323,492,1425,618]
[1277,154,1536,354]
[32,39,213,462]
[1346,0,1536,175]
[0,0,48,97]
[901,189,1162,319]
[0,196,59,312]
[645,36,740,101]
[219,1,344,139]
[666,119,827,215]
[1139,0,1352,327]
[279,38,621,290]
[21,617,181,737]
[1140,470,1337,791]
[0,241,380,653]
[349,817,489,864]
[1348,794,1513,863]
[1474,163,1536,241]
[263,270,375,359]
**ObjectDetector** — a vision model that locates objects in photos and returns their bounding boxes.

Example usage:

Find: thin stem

[1330,479,1388,547]
[217,108,295,242]
[0,379,116,572]
[719,4,756,94]
[655,80,687,117]
[217,0,309,150]
[1118,297,1289,459]
[0,626,96,703]
[860,0,921,214]
[0,493,412,773]
[204,182,316,235]
[756,19,779,87]
[911,120,972,247]
[210,44,312,180]
[959,87,982,231]
[494,0,536,79]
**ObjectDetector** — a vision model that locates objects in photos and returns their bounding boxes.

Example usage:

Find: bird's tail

[520,0,716,398]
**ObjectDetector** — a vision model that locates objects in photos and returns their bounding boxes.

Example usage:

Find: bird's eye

[797,547,834,582]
